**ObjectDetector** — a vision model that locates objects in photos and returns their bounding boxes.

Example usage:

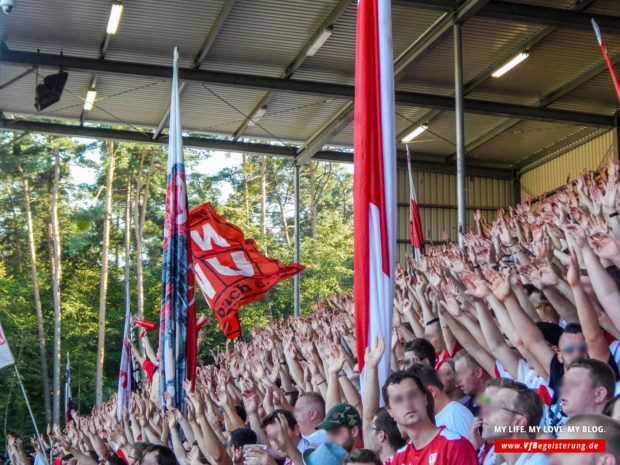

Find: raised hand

[242,389,260,414]
[565,224,588,248]
[484,268,512,301]
[439,292,462,317]
[364,335,385,369]
[325,344,347,375]
[591,233,620,260]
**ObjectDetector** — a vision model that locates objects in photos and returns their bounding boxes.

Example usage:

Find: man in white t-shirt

[408,363,474,439]
[293,392,329,446]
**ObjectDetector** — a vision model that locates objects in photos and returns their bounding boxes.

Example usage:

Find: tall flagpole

[14,364,46,459]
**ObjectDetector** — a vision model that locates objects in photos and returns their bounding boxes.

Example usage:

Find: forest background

[0,131,354,450]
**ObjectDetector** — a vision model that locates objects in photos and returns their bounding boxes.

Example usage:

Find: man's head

[366,408,407,455]
[293,392,326,436]
[129,443,151,465]
[557,323,588,366]
[437,358,462,398]
[343,449,382,465]
[560,359,616,418]
[261,409,301,457]
[383,371,435,428]
[454,350,490,397]
[401,338,436,370]
[407,363,446,410]
[423,321,445,355]
[229,428,258,448]
[549,414,620,465]
[480,380,543,441]
[316,403,362,452]
[476,378,515,421]
[141,446,178,465]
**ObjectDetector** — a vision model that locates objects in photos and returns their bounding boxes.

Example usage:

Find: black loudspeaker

[34,71,68,111]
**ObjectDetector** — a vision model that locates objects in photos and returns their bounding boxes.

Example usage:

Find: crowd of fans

[7,161,620,465]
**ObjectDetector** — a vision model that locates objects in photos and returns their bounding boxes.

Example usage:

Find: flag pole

[13,364,46,460]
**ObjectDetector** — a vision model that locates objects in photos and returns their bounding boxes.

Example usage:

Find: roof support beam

[396,0,620,33]
[294,0,491,165]
[1,46,614,126]
[397,0,598,146]
[448,35,620,160]
[232,0,350,140]
[152,0,236,140]
[0,117,514,177]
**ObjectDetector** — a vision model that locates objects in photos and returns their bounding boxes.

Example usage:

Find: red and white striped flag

[406,145,424,262]
[353,0,396,393]
[116,299,132,421]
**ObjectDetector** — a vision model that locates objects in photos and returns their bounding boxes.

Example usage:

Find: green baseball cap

[315,403,362,431]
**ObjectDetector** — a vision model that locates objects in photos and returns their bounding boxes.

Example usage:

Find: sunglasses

[562,343,587,353]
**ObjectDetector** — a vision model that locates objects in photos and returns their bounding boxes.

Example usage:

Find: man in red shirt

[382,371,478,465]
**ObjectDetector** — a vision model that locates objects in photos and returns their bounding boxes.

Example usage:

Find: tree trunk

[260,156,267,251]
[95,141,116,406]
[18,167,51,424]
[50,146,62,424]
[134,152,155,319]
[269,166,291,247]
[309,163,318,240]
[243,154,250,228]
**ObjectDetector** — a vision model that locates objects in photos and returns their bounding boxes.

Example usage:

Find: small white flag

[0,322,15,370]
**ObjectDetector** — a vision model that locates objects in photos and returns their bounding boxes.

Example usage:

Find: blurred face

[560,367,601,418]
[558,332,588,366]
[481,388,526,441]
[293,397,321,436]
[400,351,429,371]
[437,362,459,396]
[386,378,429,428]
[326,425,357,452]
[476,386,501,420]
[424,326,444,354]
[455,358,480,396]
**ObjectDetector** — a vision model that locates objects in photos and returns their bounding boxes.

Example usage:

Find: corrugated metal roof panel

[86,74,170,127]
[242,95,349,142]
[1,0,106,57]
[581,0,620,16]
[0,0,617,169]
[547,71,620,115]
[469,27,620,106]
[206,0,341,78]
[397,17,543,95]
[104,0,228,68]
[470,120,587,163]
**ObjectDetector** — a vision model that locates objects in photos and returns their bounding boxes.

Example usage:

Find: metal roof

[1,0,619,174]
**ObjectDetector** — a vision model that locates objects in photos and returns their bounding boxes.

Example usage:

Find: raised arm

[362,336,385,435]
[567,248,611,362]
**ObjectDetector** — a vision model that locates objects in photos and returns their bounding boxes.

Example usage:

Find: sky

[69,142,243,200]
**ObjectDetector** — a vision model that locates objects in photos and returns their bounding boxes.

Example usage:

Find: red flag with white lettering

[189,202,304,338]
